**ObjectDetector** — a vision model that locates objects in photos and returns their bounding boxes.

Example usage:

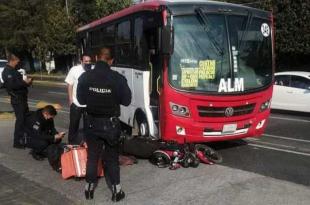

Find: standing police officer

[2,52,32,148]
[77,47,131,202]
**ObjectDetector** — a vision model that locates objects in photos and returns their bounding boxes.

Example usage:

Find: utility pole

[65,0,69,18]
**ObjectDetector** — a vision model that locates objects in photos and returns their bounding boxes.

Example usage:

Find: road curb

[33,80,66,87]
[0,112,15,120]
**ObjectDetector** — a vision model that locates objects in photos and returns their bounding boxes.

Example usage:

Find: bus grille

[197,104,256,117]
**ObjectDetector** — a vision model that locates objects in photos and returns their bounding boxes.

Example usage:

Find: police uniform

[77,60,131,199]
[2,64,29,147]
[24,109,59,159]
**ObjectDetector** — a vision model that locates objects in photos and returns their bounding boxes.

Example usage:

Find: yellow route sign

[181,68,198,88]
[198,60,216,80]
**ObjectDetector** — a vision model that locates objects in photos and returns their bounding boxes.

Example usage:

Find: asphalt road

[1,84,310,188]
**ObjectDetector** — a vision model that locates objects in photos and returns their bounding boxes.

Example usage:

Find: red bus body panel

[77,1,164,32]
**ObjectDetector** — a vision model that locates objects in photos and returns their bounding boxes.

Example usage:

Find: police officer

[24,105,65,160]
[77,47,131,202]
[2,52,32,148]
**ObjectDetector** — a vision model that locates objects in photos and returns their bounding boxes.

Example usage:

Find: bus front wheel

[133,113,149,137]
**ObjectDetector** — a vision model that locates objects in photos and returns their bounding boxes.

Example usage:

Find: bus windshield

[169,13,272,94]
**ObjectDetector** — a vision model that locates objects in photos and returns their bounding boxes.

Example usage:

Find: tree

[70,0,98,26]
[0,0,76,71]
[95,0,132,18]
[70,0,132,26]
[45,1,76,56]
[0,0,48,70]
[274,0,310,67]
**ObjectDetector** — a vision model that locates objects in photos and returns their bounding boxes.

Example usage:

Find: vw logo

[225,107,234,117]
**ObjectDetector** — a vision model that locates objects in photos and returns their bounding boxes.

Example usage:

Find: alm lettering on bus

[218,78,244,93]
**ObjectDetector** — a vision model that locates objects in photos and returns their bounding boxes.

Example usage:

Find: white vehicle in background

[0,59,8,83]
[272,71,310,113]
[0,59,27,84]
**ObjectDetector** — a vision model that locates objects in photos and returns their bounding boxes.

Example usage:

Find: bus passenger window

[134,14,159,70]
[116,21,131,66]
[134,18,148,69]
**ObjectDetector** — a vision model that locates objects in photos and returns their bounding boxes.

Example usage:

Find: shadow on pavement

[271,109,310,117]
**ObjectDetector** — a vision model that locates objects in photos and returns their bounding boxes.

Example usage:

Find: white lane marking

[246,137,259,141]
[263,133,310,144]
[28,98,40,103]
[48,91,67,95]
[270,116,310,123]
[246,138,296,149]
[248,143,310,157]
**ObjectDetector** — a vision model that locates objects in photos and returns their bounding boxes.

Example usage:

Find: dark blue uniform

[24,109,59,156]
[2,65,29,147]
[77,61,131,187]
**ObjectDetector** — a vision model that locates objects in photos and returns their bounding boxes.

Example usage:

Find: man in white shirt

[65,54,91,144]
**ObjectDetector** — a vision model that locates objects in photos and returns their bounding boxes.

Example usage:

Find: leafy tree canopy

[0,0,75,61]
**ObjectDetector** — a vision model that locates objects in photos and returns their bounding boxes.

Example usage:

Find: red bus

[77,0,274,144]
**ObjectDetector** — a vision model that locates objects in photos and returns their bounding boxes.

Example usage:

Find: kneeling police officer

[77,47,131,202]
[24,105,65,160]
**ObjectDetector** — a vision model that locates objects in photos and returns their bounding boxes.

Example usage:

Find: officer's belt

[86,112,118,119]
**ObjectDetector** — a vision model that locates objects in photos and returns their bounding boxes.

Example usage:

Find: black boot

[111,185,125,202]
[29,150,44,161]
[84,183,96,200]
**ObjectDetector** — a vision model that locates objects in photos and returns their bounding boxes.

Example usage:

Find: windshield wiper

[238,11,253,51]
[195,8,224,56]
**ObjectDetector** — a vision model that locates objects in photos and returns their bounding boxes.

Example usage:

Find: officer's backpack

[121,135,164,159]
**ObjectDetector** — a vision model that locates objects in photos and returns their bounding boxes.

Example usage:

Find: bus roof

[77,0,267,33]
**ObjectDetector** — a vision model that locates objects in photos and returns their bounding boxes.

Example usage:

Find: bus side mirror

[161,25,174,55]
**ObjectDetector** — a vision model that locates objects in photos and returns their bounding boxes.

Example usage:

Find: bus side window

[116,20,132,66]
[134,13,161,104]
[134,17,149,69]
[134,14,159,70]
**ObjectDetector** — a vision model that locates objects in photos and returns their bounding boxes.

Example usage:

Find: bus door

[133,12,161,138]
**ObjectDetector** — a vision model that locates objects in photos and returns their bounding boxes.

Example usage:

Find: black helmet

[149,150,171,168]
[181,152,200,168]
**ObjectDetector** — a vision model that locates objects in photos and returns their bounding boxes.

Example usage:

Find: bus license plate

[222,124,237,134]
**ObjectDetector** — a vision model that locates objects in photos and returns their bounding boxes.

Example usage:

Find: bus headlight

[260,100,271,112]
[170,102,190,117]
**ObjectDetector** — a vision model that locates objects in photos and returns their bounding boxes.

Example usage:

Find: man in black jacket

[77,47,131,202]
[1,52,32,148]
[24,105,65,160]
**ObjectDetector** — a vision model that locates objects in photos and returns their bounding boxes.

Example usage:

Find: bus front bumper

[162,111,270,144]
